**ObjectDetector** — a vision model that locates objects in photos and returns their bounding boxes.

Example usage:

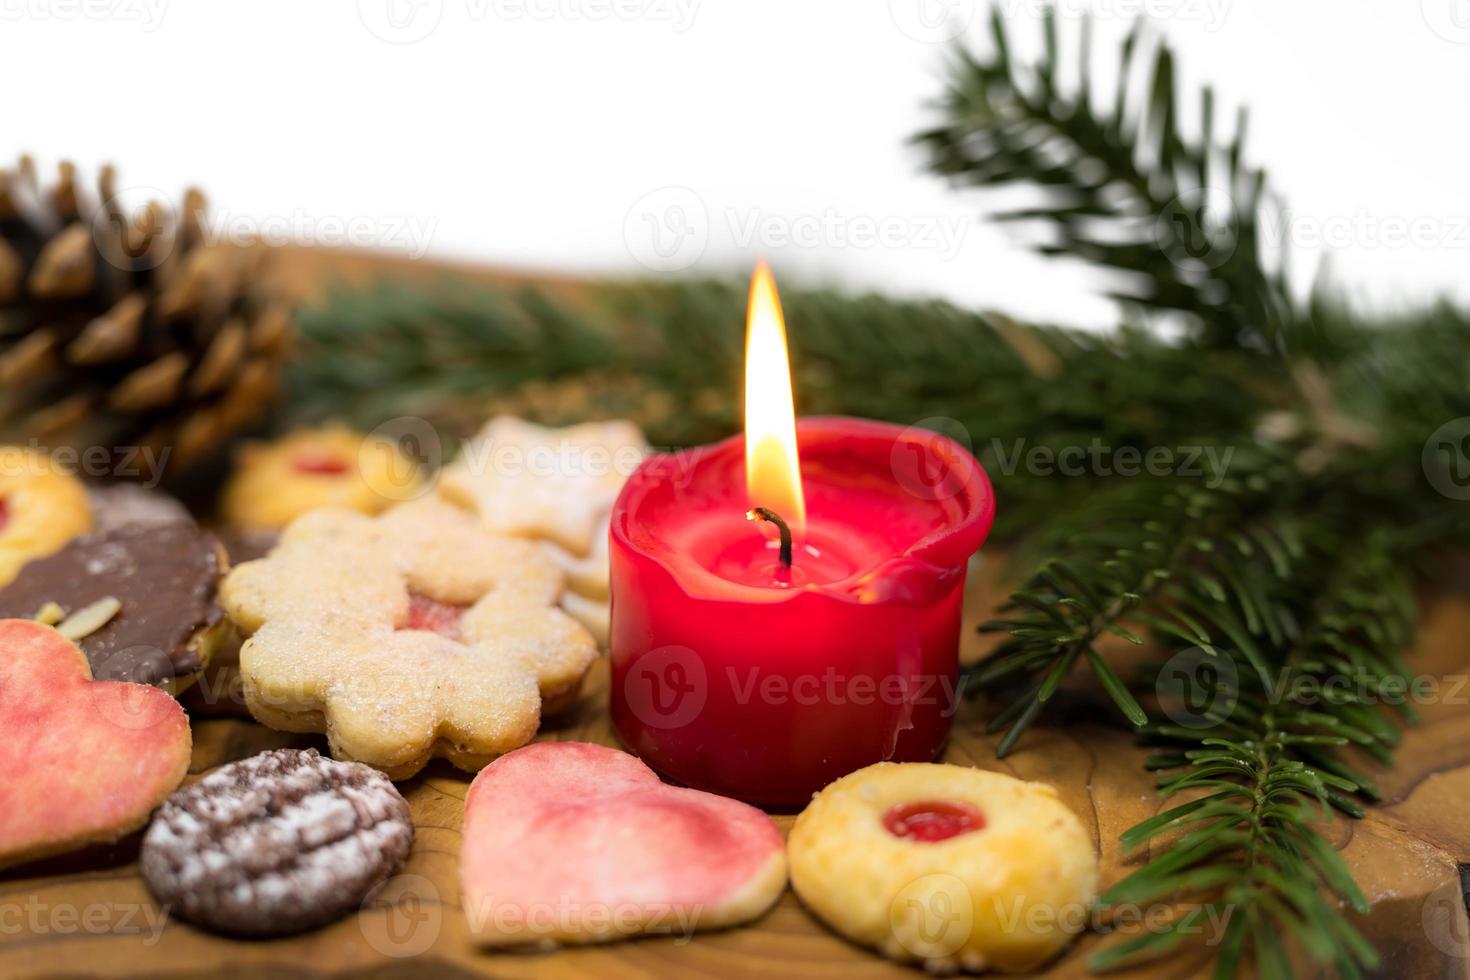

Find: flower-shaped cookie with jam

[220,497,597,780]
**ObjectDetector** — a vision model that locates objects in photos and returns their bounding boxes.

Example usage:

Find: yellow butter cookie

[221,424,423,530]
[0,447,93,587]
[788,762,1098,973]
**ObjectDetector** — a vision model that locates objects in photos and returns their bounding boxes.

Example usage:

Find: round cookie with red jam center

[0,447,93,587]
[787,762,1098,974]
[221,424,425,530]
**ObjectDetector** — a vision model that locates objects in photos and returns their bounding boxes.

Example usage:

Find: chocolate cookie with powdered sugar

[140,748,414,936]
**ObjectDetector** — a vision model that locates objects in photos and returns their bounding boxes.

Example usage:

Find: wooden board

[3,249,1469,978]
[5,556,1470,979]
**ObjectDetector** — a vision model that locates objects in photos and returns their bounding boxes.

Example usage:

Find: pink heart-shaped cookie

[461,742,787,946]
[0,619,191,869]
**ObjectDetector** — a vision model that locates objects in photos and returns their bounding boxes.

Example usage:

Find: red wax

[0,496,9,535]
[609,417,994,806]
[882,800,985,842]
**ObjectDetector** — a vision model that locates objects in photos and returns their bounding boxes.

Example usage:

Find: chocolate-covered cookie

[0,523,227,688]
[141,749,414,936]
[86,484,193,535]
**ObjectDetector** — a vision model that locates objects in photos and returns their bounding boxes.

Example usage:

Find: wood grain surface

[2,248,1467,978]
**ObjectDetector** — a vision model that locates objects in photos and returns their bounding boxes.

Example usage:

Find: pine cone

[0,157,293,475]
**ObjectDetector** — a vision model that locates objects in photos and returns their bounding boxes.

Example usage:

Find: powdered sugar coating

[141,748,413,936]
[220,497,595,778]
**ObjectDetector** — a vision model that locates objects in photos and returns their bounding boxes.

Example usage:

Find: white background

[2,0,1467,328]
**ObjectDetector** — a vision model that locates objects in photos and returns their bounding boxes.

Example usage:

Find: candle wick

[746,507,793,569]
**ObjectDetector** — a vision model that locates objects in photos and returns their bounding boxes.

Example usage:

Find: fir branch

[287,276,1273,538]
[973,453,1301,753]
[916,8,1293,348]
[1091,531,1416,979]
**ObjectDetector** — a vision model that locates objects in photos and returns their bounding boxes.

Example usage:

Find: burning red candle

[609,264,994,805]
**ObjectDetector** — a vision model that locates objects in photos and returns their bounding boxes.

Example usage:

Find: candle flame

[744,261,806,531]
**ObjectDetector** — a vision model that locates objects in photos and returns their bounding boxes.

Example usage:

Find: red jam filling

[399,594,468,640]
[290,452,351,476]
[882,800,985,843]
[0,496,9,535]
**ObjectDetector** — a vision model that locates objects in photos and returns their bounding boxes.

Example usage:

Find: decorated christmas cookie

[787,763,1098,973]
[141,748,414,936]
[0,447,93,587]
[0,619,191,869]
[461,742,787,947]
[438,417,647,644]
[0,523,230,691]
[221,424,424,530]
[220,497,597,779]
